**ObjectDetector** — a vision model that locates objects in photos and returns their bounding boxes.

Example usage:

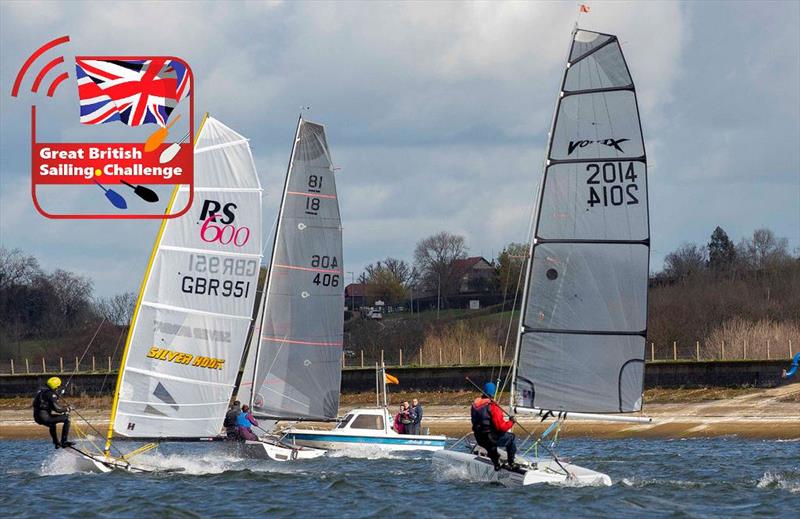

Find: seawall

[0,360,791,397]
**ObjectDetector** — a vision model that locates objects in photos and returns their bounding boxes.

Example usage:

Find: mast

[509,28,576,411]
[104,113,209,455]
[248,115,303,409]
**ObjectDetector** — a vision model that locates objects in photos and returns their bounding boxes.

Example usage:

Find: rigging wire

[63,318,105,390]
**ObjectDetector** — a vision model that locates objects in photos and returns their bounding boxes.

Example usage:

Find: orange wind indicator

[143,114,181,153]
[579,4,590,13]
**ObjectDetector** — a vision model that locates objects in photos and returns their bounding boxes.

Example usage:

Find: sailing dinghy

[432,27,652,487]
[69,116,264,472]
[235,117,342,461]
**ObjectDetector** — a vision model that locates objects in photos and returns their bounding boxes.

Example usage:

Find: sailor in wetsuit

[223,400,241,440]
[32,377,73,449]
[470,382,518,471]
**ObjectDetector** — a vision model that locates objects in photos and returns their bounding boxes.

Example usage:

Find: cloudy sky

[1,0,798,297]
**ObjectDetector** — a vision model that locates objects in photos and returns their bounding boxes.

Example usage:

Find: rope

[64,318,106,390]
[97,326,126,396]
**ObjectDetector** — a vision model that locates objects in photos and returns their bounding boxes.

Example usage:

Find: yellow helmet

[47,377,62,390]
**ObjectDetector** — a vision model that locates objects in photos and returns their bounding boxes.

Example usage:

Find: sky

[0,0,798,297]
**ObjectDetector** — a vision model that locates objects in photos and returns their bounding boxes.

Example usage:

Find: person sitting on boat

[236,404,259,441]
[393,405,406,434]
[400,401,415,434]
[223,400,241,440]
[471,382,517,471]
[32,377,74,449]
[411,398,423,435]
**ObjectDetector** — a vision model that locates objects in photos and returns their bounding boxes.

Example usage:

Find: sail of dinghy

[104,116,263,452]
[239,117,345,422]
[511,28,650,414]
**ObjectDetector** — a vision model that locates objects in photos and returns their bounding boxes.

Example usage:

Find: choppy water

[1,437,798,517]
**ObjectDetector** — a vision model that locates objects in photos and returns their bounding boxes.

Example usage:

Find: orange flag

[579,4,590,13]
[385,373,399,385]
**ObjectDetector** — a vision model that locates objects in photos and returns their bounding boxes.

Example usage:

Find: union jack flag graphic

[75,58,190,126]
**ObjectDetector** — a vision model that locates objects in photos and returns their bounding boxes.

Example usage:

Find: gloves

[509,415,517,423]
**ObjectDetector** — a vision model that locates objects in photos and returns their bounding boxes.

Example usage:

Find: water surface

[1,438,797,517]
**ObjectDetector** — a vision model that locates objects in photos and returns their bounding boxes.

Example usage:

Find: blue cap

[483,382,497,398]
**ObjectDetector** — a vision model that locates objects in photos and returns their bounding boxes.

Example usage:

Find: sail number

[313,273,340,287]
[182,254,257,299]
[188,254,258,277]
[308,174,323,191]
[586,162,639,207]
[305,197,321,215]
[311,255,338,268]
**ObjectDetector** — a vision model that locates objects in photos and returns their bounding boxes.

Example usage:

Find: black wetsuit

[32,388,70,447]
[223,407,241,440]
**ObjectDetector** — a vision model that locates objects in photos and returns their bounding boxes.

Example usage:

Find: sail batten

[110,117,263,439]
[240,118,344,421]
[513,28,650,415]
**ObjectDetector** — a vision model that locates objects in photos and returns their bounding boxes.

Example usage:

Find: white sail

[513,29,649,414]
[110,117,263,438]
[240,118,344,421]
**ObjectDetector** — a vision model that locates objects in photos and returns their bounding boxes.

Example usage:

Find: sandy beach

[3,384,798,441]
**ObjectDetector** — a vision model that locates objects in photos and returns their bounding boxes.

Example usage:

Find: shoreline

[3,385,798,441]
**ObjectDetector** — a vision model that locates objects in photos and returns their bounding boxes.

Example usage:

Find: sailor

[32,377,74,449]
[236,404,259,441]
[223,400,242,440]
[470,382,517,471]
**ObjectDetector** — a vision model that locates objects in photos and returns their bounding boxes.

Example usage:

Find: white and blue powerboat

[283,407,446,452]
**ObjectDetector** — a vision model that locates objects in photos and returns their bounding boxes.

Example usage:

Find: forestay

[513,29,649,414]
[242,118,344,421]
[111,117,262,438]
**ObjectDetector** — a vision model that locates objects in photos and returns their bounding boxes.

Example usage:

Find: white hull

[432,449,612,487]
[285,431,446,452]
[241,438,326,461]
[67,447,152,474]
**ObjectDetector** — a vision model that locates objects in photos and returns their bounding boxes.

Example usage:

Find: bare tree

[413,231,467,296]
[95,292,137,325]
[663,243,707,280]
[48,269,94,329]
[0,247,41,290]
[737,228,791,270]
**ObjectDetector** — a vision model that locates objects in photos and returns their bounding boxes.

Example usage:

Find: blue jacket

[236,411,256,428]
[413,405,423,424]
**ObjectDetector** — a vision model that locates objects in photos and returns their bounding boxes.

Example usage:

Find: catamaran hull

[240,439,326,461]
[432,449,612,487]
[67,447,149,474]
[284,430,447,452]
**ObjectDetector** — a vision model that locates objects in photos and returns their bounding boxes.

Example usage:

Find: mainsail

[240,118,344,421]
[106,117,263,443]
[512,29,649,414]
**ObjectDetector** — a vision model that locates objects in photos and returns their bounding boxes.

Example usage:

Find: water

[1,438,798,517]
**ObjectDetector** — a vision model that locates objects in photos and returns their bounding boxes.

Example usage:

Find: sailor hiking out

[32,377,74,449]
[470,382,517,471]
[236,404,259,441]
[224,400,242,440]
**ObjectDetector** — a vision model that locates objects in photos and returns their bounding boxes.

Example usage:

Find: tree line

[0,247,135,361]
[356,231,529,307]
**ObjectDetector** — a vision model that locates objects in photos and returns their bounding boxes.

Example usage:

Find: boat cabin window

[336,414,354,429]
[350,414,384,430]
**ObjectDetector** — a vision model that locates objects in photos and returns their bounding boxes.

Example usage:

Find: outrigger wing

[105,116,263,448]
